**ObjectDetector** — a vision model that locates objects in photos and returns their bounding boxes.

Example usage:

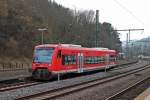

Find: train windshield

[33,47,54,63]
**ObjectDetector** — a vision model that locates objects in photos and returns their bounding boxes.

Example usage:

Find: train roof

[92,47,109,50]
[35,44,82,48]
[35,44,116,53]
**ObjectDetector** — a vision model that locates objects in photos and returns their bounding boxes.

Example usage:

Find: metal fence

[0,63,31,71]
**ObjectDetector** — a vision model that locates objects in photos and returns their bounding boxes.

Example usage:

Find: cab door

[77,53,84,73]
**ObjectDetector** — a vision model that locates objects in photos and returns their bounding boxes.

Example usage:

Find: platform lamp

[38,28,47,44]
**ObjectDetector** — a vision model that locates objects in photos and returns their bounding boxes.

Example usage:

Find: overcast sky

[54,0,150,41]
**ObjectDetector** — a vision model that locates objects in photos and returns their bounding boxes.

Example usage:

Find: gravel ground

[52,62,150,100]
[0,60,148,100]
[114,78,150,100]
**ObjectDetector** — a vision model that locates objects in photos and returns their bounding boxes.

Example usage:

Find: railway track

[0,81,42,92]
[110,61,141,71]
[0,61,139,92]
[105,76,150,100]
[15,63,150,100]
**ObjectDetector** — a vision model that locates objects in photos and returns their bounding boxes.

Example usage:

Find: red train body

[32,44,117,80]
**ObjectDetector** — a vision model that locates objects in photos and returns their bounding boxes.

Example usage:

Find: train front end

[32,45,55,80]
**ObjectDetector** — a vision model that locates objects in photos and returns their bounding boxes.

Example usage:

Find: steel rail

[0,61,138,92]
[110,61,139,71]
[0,81,42,92]
[15,64,150,100]
[105,76,150,100]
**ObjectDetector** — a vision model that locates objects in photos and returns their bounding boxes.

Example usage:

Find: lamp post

[95,10,99,47]
[38,28,47,44]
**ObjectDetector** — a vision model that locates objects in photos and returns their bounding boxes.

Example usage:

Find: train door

[77,52,84,73]
[105,54,110,71]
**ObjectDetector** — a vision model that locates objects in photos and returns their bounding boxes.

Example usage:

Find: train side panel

[51,48,78,73]
[31,44,117,80]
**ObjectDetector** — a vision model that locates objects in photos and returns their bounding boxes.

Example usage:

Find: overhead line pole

[113,28,144,59]
[114,29,144,31]
[113,29,144,41]
[126,33,129,58]
[95,10,99,47]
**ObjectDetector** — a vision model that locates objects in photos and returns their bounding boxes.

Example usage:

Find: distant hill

[122,37,150,56]
[122,37,150,46]
[138,37,150,42]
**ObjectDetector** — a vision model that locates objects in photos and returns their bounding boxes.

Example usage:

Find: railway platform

[0,70,31,82]
[0,62,32,82]
[135,87,150,100]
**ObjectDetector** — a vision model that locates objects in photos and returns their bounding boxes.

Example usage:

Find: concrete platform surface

[0,70,31,81]
[135,87,150,100]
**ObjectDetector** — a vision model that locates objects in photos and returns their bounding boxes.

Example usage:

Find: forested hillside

[122,37,150,57]
[0,0,121,60]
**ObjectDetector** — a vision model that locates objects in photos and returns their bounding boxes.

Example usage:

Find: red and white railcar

[32,44,117,80]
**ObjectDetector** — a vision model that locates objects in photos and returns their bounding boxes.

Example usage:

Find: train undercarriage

[32,68,53,80]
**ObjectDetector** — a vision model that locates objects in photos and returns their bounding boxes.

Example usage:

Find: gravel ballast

[0,61,148,100]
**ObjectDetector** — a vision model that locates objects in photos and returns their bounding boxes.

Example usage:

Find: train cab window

[57,50,62,58]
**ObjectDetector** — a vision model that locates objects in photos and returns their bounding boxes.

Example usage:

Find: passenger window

[62,54,76,65]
